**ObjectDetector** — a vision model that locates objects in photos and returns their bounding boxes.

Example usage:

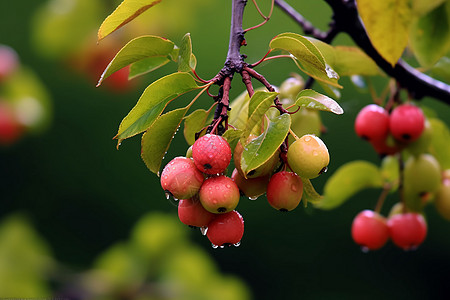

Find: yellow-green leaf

[141,107,189,175]
[183,109,210,145]
[317,161,383,210]
[97,35,174,86]
[242,91,278,142]
[115,73,199,145]
[98,0,162,41]
[357,0,413,66]
[178,33,196,72]
[294,89,343,114]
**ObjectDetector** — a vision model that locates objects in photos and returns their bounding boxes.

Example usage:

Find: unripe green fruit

[234,135,279,178]
[289,108,321,143]
[287,134,329,179]
[199,175,240,214]
[435,176,450,220]
[406,119,432,156]
[404,154,441,196]
[279,76,305,100]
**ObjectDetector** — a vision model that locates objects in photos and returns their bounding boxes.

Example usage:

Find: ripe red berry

[231,168,269,199]
[389,104,425,143]
[369,137,402,156]
[199,175,240,213]
[160,157,204,200]
[266,171,303,211]
[387,213,427,250]
[178,197,216,228]
[192,134,231,174]
[351,210,389,251]
[0,101,23,145]
[206,210,244,247]
[354,104,390,141]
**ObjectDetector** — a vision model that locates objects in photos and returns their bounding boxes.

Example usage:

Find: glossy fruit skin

[234,135,279,178]
[287,134,329,179]
[231,168,269,199]
[0,101,23,145]
[160,157,204,200]
[0,45,19,81]
[351,210,389,250]
[206,210,244,247]
[266,171,303,211]
[178,197,216,228]
[199,175,240,214]
[389,104,425,143]
[404,154,441,196]
[435,176,450,220]
[387,213,427,250]
[192,134,231,175]
[354,104,390,141]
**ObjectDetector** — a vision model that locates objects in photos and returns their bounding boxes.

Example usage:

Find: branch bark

[275,0,450,104]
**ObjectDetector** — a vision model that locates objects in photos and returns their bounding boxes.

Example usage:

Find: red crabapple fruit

[178,197,216,228]
[266,171,303,211]
[389,103,425,143]
[354,104,390,141]
[192,134,231,174]
[160,157,204,200]
[231,168,269,199]
[287,134,329,179]
[387,213,427,250]
[199,175,240,213]
[206,210,244,247]
[351,210,389,251]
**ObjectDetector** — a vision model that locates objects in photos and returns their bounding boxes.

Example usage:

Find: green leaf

[429,118,450,169]
[141,107,188,175]
[357,0,412,66]
[98,0,162,41]
[223,128,244,153]
[228,90,251,130]
[410,3,450,67]
[318,161,383,210]
[241,114,291,176]
[243,91,278,140]
[115,73,199,145]
[306,38,379,76]
[183,109,209,145]
[412,0,446,16]
[269,33,341,88]
[431,56,450,82]
[380,155,400,191]
[302,178,323,206]
[178,33,196,72]
[97,35,175,86]
[129,57,170,79]
[294,89,343,114]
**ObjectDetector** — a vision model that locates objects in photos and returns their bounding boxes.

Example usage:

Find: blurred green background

[1,0,450,299]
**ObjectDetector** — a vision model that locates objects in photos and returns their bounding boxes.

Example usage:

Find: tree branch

[275,0,450,104]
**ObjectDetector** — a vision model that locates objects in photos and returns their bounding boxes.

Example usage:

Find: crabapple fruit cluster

[355,103,425,156]
[351,209,427,251]
[160,131,330,248]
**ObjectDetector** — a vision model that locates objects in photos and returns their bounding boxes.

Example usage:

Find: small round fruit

[387,213,427,250]
[406,118,432,156]
[199,175,240,213]
[435,176,450,220]
[234,135,279,178]
[178,197,216,228]
[354,104,390,141]
[279,76,305,100]
[206,210,244,247]
[266,171,303,211]
[369,136,402,156]
[0,101,23,145]
[160,157,204,200]
[287,134,329,179]
[231,168,269,199]
[351,210,389,250]
[289,108,321,141]
[403,154,441,196]
[0,45,19,81]
[389,103,425,143]
[192,134,231,174]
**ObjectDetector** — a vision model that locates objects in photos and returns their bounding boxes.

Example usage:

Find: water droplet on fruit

[219,245,225,249]
[291,184,297,192]
[312,150,318,156]
[248,196,258,200]
[360,246,369,253]
[226,184,231,189]
[157,171,160,177]
[319,167,328,175]
[305,136,311,142]
[165,192,171,200]
[200,226,208,235]
[233,242,241,247]
[212,244,219,249]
